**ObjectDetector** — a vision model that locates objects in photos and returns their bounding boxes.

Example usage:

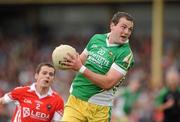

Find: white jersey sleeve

[52,111,62,121]
[3,93,14,103]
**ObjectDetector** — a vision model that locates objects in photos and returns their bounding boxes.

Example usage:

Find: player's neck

[108,34,114,44]
[108,33,120,44]
[35,84,49,96]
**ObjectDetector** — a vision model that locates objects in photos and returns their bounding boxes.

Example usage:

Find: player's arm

[80,50,124,89]
[52,112,62,122]
[82,66,123,90]
[52,97,64,122]
[0,93,13,105]
[79,49,88,64]
[63,53,124,90]
[0,97,5,104]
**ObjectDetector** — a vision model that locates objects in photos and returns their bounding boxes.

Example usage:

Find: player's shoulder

[119,42,134,56]
[89,33,107,44]
[13,85,29,91]
[52,91,64,102]
[92,33,107,39]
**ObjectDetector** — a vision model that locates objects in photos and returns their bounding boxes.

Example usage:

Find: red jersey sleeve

[52,92,64,120]
[8,86,28,101]
[57,95,64,115]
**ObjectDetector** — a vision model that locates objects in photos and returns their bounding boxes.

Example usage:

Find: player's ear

[35,73,38,80]
[110,22,115,30]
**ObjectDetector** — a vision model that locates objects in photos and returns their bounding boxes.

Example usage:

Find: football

[52,44,76,69]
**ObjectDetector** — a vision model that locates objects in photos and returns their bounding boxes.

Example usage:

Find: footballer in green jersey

[71,33,134,106]
[62,11,135,122]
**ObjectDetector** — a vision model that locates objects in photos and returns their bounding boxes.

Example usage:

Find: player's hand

[61,52,82,71]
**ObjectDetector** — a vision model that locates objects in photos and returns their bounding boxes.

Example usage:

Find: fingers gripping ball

[52,45,76,69]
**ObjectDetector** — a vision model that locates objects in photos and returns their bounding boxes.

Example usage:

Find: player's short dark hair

[36,62,55,74]
[111,11,134,25]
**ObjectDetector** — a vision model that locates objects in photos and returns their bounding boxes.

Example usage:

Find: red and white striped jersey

[4,83,64,122]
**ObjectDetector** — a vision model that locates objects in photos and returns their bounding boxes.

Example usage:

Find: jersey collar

[106,33,129,47]
[30,83,53,99]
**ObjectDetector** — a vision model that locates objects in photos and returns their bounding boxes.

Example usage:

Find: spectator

[155,68,180,122]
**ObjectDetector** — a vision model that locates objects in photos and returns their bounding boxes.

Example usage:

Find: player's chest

[19,94,55,115]
[88,42,123,60]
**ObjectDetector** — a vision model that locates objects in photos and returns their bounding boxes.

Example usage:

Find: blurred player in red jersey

[0,62,64,122]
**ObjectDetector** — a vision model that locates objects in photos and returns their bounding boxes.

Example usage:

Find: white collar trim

[29,83,53,99]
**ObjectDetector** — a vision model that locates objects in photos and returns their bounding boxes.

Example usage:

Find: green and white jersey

[70,33,134,106]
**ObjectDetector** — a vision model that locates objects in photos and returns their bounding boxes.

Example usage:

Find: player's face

[35,66,55,88]
[110,17,133,44]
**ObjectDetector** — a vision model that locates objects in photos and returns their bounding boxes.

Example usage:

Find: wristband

[79,65,86,73]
